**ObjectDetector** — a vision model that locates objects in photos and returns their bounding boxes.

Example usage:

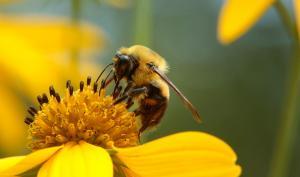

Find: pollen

[26,77,139,150]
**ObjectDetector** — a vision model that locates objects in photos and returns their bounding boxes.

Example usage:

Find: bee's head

[113,52,137,80]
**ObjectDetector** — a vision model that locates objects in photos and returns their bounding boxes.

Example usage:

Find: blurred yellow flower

[294,0,300,34]
[0,79,241,177]
[0,15,104,153]
[218,0,276,44]
[0,0,19,4]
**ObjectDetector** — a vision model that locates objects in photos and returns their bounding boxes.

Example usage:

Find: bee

[98,45,201,133]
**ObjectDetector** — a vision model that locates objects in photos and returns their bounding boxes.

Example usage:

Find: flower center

[25,77,139,150]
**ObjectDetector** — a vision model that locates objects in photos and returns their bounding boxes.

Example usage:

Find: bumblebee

[98,45,201,133]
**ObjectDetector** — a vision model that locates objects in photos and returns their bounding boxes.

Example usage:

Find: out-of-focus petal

[0,31,68,98]
[0,0,20,4]
[0,146,61,176]
[79,59,102,79]
[38,141,113,177]
[0,15,104,98]
[294,0,300,35]
[218,0,275,44]
[0,15,104,56]
[117,132,241,177]
[0,86,26,154]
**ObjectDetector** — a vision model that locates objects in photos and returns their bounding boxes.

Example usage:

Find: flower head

[27,77,139,150]
[0,77,241,177]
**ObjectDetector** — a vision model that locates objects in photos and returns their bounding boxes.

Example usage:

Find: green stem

[274,1,298,41]
[70,0,81,74]
[134,0,153,46]
[71,0,81,23]
[269,2,300,177]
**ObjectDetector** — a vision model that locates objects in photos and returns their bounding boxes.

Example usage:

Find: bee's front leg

[114,86,148,105]
[121,80,134,96]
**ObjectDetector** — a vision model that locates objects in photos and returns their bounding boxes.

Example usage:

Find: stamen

[55,93,61,103]
[27,108,35,116]
[28,78,139,150]
[87,76,92,86]
[80,81,84,92]
[66,80,71,88]
[69,86,74,96]
[24,117,33,125]
[29,106,38,114]
[49,86,56,96]
[93,82,98,93]
[37,95,43,105]
[42,94,49,103]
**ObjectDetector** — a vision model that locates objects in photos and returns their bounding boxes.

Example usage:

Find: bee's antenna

[96,63,113,83]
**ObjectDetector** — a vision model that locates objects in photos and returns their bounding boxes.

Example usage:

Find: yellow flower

[0,15,104,153]
[0,78,241,177]
[294,0,300,33]
[218,0,277,44]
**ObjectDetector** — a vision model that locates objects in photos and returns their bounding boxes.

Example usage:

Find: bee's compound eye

[115,53,130,62]
[119,55,130,61]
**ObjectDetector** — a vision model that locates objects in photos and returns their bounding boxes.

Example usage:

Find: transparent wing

[147,63,201,123]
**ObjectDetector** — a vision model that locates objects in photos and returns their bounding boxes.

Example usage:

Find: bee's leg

[121,80,134,96]
[105,77,114,87]
[133,107,141,116]
[113,86,123,99]
[112,74,120,95]
[126,97,134,109]
[100,80,106,90]
[114,86,148,105]
[100,76,114,90]
[100,69,114,89]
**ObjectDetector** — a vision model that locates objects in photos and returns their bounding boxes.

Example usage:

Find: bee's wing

[148,63,201,123]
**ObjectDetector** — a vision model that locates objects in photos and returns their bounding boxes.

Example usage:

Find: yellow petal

[117,131,241,177]
[121,167,140,177]
[0,15,104,99]
[0,146,62,175]
[37,154,55,177]
[294,0,300,35]
[0,86,26,154]
[38,142,75,177]
[0,31,68,98]
[79,141,113,177]
[38,141,113,177]
[0,156,25,172]
[0,15,104,55]
[218,0,275,44]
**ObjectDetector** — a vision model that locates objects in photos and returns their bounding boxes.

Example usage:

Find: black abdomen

[138,84,168,132]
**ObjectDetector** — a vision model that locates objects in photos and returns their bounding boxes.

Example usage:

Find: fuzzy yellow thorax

[27,79,139,150]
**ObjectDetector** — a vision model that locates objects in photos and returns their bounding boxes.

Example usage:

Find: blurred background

[0,0,299,177]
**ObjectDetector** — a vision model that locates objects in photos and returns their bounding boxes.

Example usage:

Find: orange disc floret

[26,77,139,150]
